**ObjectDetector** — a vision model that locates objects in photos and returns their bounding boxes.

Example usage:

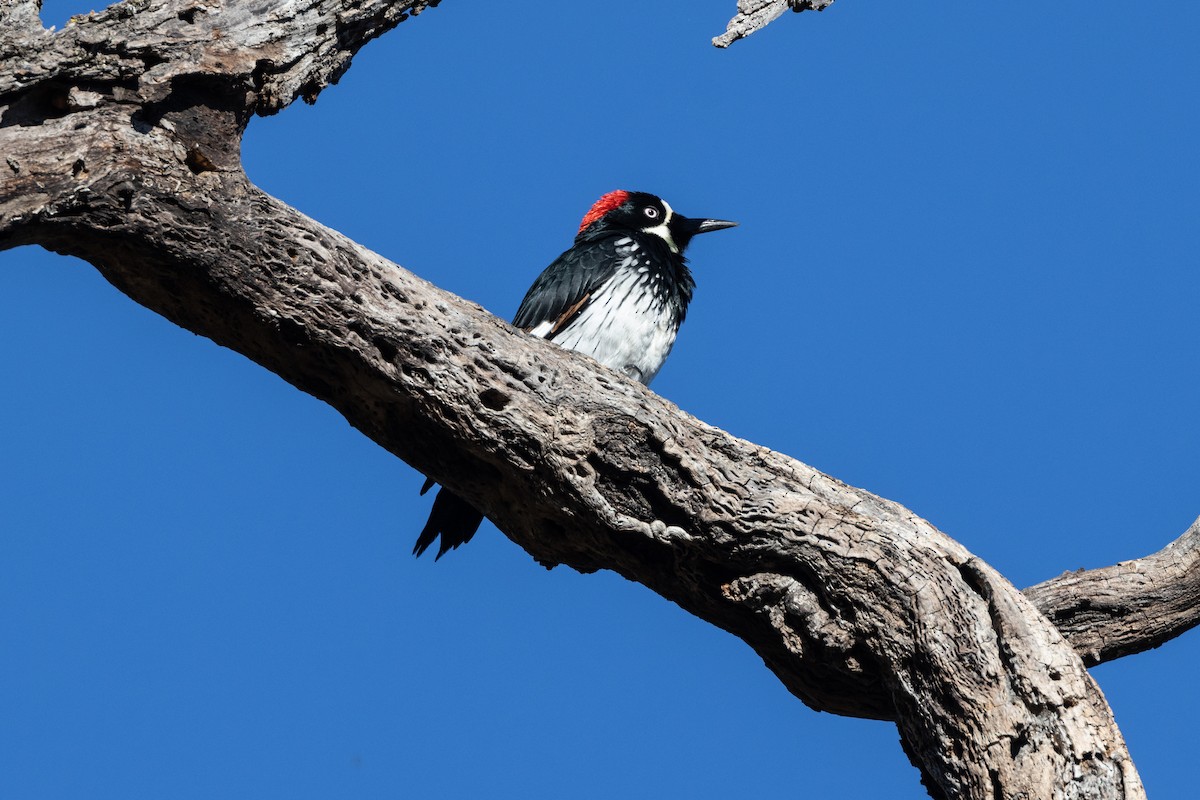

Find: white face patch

[640,199,678,253]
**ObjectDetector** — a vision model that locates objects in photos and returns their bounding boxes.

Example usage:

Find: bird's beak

[682,217,739,235]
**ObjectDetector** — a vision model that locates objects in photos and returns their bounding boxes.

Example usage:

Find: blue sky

[4,2,1198,797]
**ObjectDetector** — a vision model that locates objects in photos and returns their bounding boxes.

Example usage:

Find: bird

[413,190,737,559]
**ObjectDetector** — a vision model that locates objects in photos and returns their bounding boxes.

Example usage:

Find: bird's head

[577,190,737,254]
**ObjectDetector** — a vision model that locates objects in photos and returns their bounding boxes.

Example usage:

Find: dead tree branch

[1,2,1181,797]
[1025,517,1200,666]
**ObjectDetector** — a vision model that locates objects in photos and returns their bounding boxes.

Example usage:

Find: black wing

[511,233,624,337]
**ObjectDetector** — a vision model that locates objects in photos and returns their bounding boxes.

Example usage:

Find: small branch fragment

[1026,517,1200,666]
[713,0,836,48]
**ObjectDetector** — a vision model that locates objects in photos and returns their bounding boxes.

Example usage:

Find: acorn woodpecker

[413,190,737,559]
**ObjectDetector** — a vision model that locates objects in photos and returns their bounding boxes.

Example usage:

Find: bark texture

[2,2,1191,798]
[1025,517,1200,667]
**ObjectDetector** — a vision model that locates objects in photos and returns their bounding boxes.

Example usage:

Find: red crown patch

[578,190,630,234]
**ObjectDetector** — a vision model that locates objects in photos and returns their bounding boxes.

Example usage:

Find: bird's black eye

[643,206,660,219]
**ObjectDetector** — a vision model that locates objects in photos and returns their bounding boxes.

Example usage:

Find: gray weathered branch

[1,2,1183,797]
[1025,517,1200,666]
[1,0,438,119]
[714,0,837,48]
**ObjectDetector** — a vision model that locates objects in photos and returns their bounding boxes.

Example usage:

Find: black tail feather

[413,484,485,559]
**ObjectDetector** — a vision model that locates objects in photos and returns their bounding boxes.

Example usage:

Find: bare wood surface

[1025,517,1200,666]
[2,2,1184,797]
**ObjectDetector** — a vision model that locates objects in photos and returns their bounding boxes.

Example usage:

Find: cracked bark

[3,1,1193,797]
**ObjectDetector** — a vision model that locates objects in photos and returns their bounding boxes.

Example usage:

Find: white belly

[548,270,679,386]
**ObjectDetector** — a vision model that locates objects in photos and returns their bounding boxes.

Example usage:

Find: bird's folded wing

[511,234,622,339]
